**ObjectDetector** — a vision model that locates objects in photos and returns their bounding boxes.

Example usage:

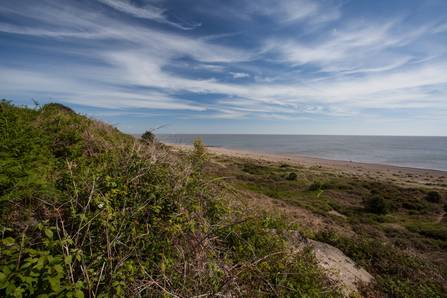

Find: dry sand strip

[163,142,447,179]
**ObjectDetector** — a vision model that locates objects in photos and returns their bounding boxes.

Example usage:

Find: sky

[1,0,447,136]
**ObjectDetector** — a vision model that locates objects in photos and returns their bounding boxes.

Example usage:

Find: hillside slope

[202,145,447,297]
[0,100,347,297]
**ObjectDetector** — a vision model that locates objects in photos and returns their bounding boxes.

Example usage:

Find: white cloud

[98,0,166,19]
[253,0,318,22]
[234,0,336,24]
[97,0,201,30]
[254,76,279,83]
[0,2,255,65]
[262,19,432,73]
[0,67,205,111]
[195,65,226,72]
[229,72,250,78]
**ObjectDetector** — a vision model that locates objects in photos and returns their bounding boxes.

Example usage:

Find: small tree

[141,130,155,143]
[426,191,442,203]
[287,172,298,181]
[309,181,321,191]
[191,136,208,168]
[364,196,389,215]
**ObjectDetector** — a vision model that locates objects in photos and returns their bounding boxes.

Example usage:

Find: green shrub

[426,191,442,203]
[309,181,321,191]
[42,102,76,114]
[406,224,447,242]
[322,181,352,190]
[364,196,389,215]
[242,164,269,175]
[140,130,155,143]
[314,229,447,297]
[286,172,298,181]
[190,136,208,168]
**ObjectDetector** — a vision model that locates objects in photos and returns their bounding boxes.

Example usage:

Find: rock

[280,230,374,297]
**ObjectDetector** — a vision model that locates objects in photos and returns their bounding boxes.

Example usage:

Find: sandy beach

[164,143,447,180]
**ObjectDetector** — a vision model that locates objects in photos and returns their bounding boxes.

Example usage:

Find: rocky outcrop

[279,230,374,296]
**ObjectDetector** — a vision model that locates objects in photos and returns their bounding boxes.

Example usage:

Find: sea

[156,134,447,172]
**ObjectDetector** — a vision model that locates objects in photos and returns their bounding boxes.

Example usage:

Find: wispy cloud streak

[0,0,446,134]
[97,0,201,30]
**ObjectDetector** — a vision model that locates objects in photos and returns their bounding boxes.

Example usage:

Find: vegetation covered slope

[0,100,345,297]
[204,154,447,297]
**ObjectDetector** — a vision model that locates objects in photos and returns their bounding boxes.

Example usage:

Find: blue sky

[1,0,447,135]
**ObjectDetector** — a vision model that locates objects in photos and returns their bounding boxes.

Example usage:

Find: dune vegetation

[0,100,347,297]
[1,99,446,297]
[204,149,447,297]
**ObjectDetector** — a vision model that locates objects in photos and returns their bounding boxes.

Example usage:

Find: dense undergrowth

[205,156,447,297]
[0,100,346,297]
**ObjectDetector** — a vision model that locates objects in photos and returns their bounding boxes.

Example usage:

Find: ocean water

[156,134,447,171]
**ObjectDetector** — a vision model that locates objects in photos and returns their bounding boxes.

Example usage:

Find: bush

[314,229,447,297]
[364,196,389,215]
[140,130,155,143]
[190,136,208,168]
[309,181,321,191]
[426,191,442,203]
[287,172,298,181]
[42,102,76,114]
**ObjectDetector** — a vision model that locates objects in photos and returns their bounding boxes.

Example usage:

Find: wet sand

[164,143,447,179]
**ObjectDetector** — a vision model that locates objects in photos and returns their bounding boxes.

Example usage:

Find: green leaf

[13,286,24,298]
[21,262,32,269]
[0,280,9,290]
[2,237,14,245]
[64,255,72,265]
[75,290,84,298]
[54,264,63,273]
[44,229,53,239]
[0,272,6,281]
[30,271,40,277]
[37,255,47,267]
[116,285,124,295]
[6,282,16,295]
[2,266,11,275]
[48,277,60,289]
[37,294,49,298]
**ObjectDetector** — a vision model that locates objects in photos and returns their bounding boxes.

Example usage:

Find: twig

[210,251,290,297]
[95,262,106,297]
[82,265,92,298]
[138,260,181,298]
[16,225,28,270]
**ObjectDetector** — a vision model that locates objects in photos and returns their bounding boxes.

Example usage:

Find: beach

[164,143,447,184]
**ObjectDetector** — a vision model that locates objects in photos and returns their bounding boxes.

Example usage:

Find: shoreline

[163,142,447,179]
